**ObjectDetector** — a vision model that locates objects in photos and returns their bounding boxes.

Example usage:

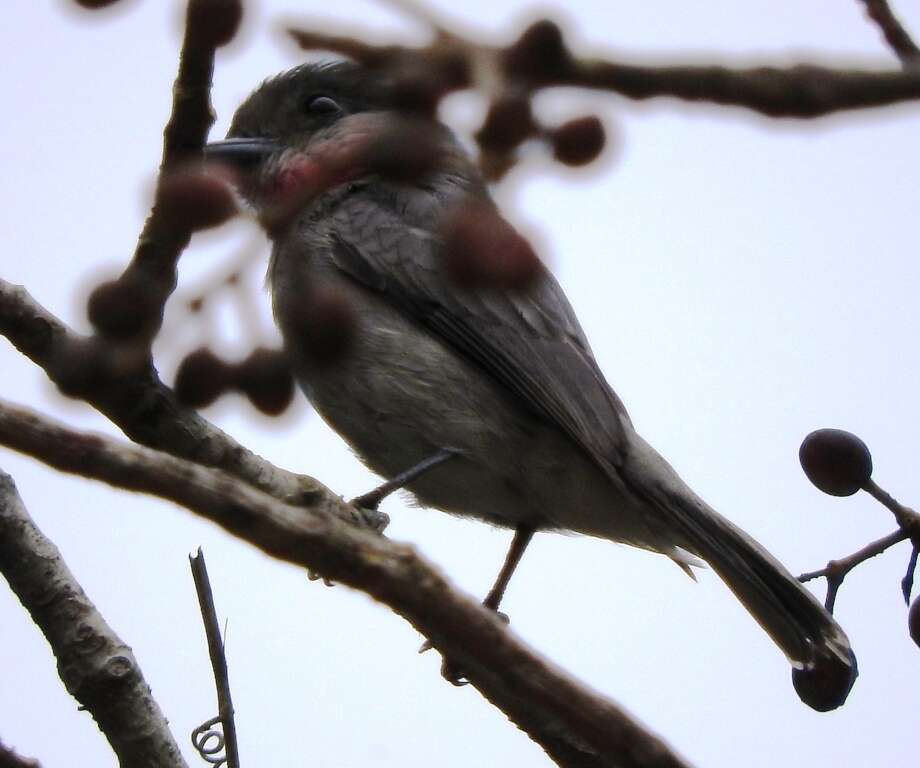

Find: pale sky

[2,2,919,766]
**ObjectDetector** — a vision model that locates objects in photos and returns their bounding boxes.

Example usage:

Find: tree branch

[543,60,920,118]
[0,470,186,768]
[799,528,910,612]
[289,22,920,119]
[0,399,690,768]
[119,0,242,330]
[0,279,384,532]
[858,0,920,66]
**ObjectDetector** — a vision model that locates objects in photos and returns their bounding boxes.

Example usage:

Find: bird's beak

[204,137,279,171]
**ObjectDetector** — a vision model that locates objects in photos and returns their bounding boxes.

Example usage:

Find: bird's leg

[350,446,461,512]
[423,525,536,686]
[482,524,535,613]
[310,448,461,587]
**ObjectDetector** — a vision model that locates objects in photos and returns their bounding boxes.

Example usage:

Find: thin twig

[858,0,920,66]
[799,529,910,612]
[863,477,918,529]
[0,399,690,768]
[0,470,186,768]
[190,549,241,768]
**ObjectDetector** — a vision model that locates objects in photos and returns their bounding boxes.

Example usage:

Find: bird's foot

[350,447,462,512]
[419,610,510,685]
[307,570,335,587]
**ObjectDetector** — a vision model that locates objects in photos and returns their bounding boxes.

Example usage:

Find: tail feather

[655,487,857,711]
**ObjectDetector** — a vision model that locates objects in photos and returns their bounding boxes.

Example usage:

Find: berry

[504,20,571,83]
[441,202,541,291]
[157,169,238,232]
[236,348,295,416]
[87,278,159,340]
[186,0,243,49]
[791,650,858,712]
[799,429,873,497]
[289,289,356,368]
[173,348,229,409]
[909,596,920,649]
[550,116,605,167]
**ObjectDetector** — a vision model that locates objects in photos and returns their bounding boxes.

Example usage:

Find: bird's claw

[307,570,335,587]
[441,657,470,686]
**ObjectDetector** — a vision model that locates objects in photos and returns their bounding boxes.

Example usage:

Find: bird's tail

[654,487,857,711]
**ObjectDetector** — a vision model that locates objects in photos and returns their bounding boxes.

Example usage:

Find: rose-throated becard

[206,61,857,710]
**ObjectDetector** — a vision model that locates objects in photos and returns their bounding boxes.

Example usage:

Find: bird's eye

[306,95,341,115]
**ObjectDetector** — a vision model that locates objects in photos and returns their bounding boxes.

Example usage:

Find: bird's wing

[324,183,632,472]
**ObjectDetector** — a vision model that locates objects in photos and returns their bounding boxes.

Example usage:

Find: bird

[205,60,857,710]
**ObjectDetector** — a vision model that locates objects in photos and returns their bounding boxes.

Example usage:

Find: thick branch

[0,400,690,768]
[0,279,383,531]
[0,471,186,768]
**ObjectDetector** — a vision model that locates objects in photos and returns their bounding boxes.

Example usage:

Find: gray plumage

[208,61,857,710]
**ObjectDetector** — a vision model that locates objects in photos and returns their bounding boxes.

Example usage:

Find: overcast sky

[2,1,919,766]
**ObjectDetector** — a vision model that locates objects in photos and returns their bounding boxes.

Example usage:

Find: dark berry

[550,116,605,167]
[799,429,873,497]
[173,348,229,408]
[157,169,238,232]
[441,202,541,291]
[186,0,243,49]
[87,278,159,340]
[236,347,295,416]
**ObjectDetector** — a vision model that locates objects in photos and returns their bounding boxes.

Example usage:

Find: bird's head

[206,61,464,220]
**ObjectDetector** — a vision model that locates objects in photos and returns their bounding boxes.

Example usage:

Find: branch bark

[0,278,384,532]
[0,399,690,768]
[0,470,186,768]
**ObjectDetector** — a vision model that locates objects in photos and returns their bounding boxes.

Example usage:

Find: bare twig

[0,470,186,768]
[190,549,240,768]
[0,399,690,768]
[0,279,385,532]
[863,477,918,529]
[799,528,910,612]
[858,0,920,66]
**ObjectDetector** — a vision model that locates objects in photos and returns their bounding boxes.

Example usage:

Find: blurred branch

[289,18,920,119]
[0,400,690,768]
[0,470,186,768]
[858,0,920,66]
[190,549,240,768]
[0,740,41,768]
[118,0,243,333]
[0,279,384,532]
[544,60,920,118]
